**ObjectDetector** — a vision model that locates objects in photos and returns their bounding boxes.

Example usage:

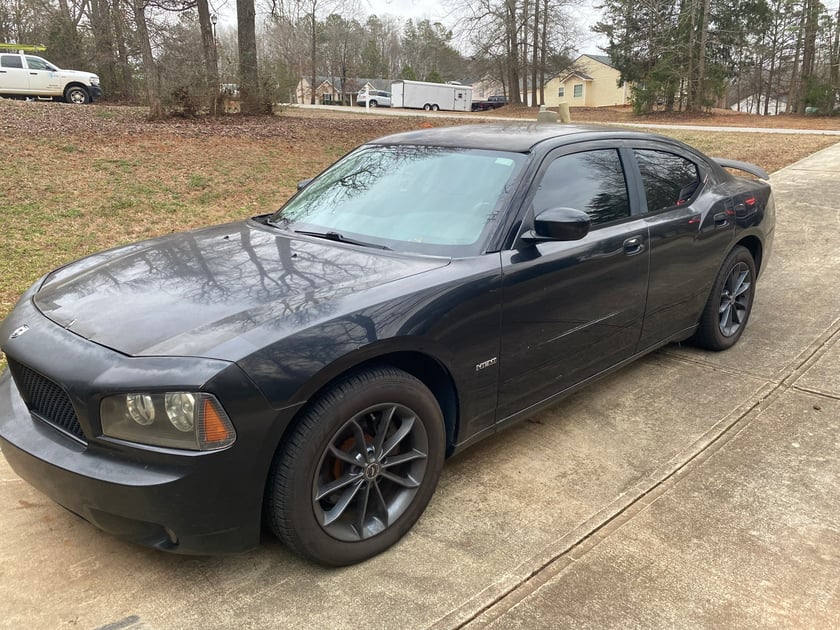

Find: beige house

[544,54,629,108]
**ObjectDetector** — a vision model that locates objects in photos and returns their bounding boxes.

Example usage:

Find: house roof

[304,76,390,93]
[583,54,614,68]
[560,71,593,82]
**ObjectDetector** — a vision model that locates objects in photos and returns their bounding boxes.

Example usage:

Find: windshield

[269,145,526,256]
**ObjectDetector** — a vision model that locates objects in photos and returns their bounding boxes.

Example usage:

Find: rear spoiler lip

[712,158,770,181]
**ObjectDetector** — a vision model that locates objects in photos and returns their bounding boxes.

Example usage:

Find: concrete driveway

[1,144,839,629]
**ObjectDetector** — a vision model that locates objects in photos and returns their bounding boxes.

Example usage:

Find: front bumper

[89,85,102,102]
[0,298,301,554]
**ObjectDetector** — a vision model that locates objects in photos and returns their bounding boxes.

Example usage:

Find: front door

[497,145,649,419]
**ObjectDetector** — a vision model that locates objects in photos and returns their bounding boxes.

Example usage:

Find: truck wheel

[431,104,440,111]
[64,86,90,104]
[423,104,432,111]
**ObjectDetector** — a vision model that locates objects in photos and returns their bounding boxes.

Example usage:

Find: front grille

[7,359,87,444]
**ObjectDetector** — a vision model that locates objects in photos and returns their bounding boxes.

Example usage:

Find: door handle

[714,212,730,228]
[623,235,645,256]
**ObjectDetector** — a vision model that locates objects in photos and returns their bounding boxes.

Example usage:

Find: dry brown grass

[0,99,837,341]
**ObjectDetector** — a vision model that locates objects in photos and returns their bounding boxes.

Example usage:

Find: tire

[423,103,432,111]
[693,245,756,351]
[64,86,90,104]
[266,366,445,566]
[431,104,440,111]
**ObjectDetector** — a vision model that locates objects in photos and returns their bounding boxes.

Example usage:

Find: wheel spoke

[720,302,732,330]
[381,415,415,458]
[371,480,389,524]
[354,481,372,536]
[383,449,427,468]
[373,405,397,455]
[380,469,421,488]
[316,471,364,501]
[328,443,361,467]
[350,419,368,458]
[322,478,365,526]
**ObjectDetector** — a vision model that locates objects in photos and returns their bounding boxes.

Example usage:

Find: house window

[323,93,332,103]
[558,86,565,97]
[573,84,583,98]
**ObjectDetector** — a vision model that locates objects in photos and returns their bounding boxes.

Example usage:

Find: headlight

[90,76,100,86]
[101,392,236,451]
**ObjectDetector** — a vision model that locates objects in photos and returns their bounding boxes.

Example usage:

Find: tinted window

[534,149,630,226]
[1,55,23,69]
[635,149,700,213]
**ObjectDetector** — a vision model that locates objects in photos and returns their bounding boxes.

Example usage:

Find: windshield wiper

[293,229,391,250]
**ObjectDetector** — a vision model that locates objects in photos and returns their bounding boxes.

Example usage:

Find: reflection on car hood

[34,221,449,360]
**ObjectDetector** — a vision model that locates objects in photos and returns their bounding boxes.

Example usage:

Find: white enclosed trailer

[390,80,472,112]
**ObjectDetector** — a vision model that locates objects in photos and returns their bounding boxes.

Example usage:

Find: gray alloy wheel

[693,245,756,351]
[266,366,445,565]
[64,86,90,104]
[369,100,378,107]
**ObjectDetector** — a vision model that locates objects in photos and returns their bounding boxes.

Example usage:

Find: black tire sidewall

[271,368,445,566]
[697,246,756,350]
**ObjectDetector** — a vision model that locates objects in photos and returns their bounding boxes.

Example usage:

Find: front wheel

[368,100,378,107]
[423,103,432,111]
[266,366,445,565]
[693,245,756,350]
[64,86,90,104]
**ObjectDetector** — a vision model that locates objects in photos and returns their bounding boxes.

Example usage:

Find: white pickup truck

[0,52,101,103]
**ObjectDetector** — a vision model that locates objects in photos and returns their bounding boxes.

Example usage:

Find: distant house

[295,76,391,105]
[543,54,630,108]
[470,75,506,100]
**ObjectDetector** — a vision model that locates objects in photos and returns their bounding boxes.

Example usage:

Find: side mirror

[524,207,591,242]
[297,178,313,190]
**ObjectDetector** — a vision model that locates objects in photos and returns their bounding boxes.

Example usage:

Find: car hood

[34,220,449,360]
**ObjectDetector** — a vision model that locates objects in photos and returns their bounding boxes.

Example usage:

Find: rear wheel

[693,245,756,350]
[431,104,440,111]
[423,103,432,111]
[266,367,445,565]
[64,86,90,104]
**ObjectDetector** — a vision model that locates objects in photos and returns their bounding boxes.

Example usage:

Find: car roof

[368,123,662,153]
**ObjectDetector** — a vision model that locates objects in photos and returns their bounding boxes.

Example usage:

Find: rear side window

[1,55,23,69]
[534,149,630,226]
[635,149,700,213]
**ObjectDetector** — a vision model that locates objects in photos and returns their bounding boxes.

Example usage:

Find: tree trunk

[694,0,711,111]
[797,0,819,112]
[530,0,539,107]
[131,0,164,119]
[197,0,220,115]
[309,11,317,104]
[237,0,261,114]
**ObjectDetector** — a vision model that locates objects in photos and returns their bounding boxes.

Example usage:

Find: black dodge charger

[0,124,774,565]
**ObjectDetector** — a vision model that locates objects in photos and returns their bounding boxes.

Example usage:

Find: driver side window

[533,149,630,226]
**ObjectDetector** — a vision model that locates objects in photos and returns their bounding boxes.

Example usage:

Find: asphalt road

[1,142,839,629]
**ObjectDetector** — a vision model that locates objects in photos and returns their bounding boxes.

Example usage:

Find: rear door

[629,145,735,349]
[497,144,649,419]
[0,54,29,92]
